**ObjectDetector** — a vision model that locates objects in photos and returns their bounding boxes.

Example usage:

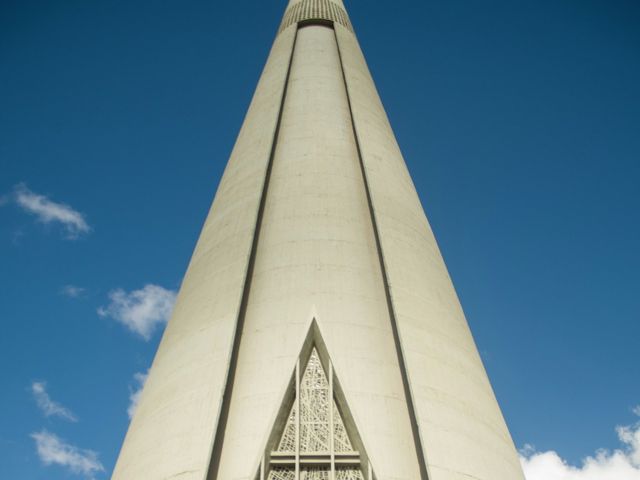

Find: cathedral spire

[112,2,526,480]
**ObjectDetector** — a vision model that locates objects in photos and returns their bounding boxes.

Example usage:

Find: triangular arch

[256,320,375,480]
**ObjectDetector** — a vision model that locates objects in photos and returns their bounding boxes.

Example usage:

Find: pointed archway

[256,321,374,480]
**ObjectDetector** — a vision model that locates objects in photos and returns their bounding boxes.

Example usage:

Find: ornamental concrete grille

[111,0,527,479]
[259,348,371,480]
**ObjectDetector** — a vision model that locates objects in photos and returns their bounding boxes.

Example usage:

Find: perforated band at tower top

[278,0,354,34]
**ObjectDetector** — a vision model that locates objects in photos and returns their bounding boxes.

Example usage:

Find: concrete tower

[112,1,525,480]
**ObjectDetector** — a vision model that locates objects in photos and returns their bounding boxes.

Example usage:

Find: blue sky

[1,0,639,479]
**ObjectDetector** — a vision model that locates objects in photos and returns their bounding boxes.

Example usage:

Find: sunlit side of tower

[112,1,526,480]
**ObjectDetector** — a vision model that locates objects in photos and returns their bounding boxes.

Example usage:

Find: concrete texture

[111,24,297,480]
[214,24,421,480]
[334,21,526,480]
[112,2,526,480]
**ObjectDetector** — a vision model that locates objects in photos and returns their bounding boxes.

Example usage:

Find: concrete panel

[111,27,297,480]
[214,25,421,480]
[335,23,525,480]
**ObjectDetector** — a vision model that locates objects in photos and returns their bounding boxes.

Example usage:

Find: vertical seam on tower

[332,27,431,480]
[205,28,300,480]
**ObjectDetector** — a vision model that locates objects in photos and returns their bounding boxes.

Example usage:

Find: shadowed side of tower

[112,2,526,480]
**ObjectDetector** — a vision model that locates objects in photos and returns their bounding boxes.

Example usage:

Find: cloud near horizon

[127,371,149,419]
[12,183,90,239]
[98,284,176,340]
[31,430,104,479]
[521,406,640,480]
[31,382,78,422]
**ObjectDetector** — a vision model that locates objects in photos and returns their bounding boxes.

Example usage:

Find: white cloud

[521,406,640,480]
[31,430,104,479]
[127,371,149,419]
[61,285,86,298]
[31,382,78,422]
[13,183,90,239]
[98,284,176,340]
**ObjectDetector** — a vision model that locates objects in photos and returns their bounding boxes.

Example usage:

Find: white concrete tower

[112,1,526,480]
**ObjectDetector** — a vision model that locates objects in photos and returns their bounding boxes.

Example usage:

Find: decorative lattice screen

[260,348,370,480]
[268,467,364,480]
